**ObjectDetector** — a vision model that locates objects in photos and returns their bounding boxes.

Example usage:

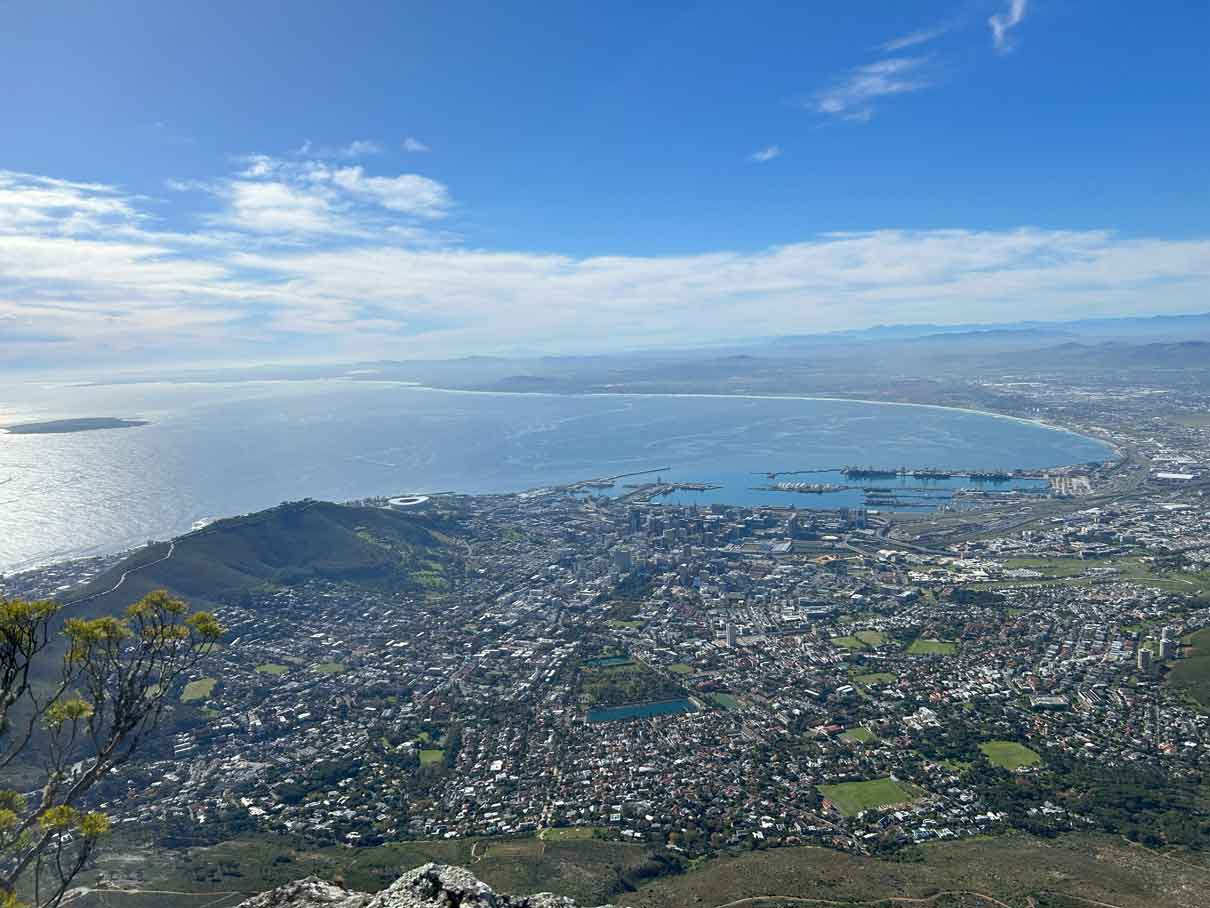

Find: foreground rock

[238,863,613,908]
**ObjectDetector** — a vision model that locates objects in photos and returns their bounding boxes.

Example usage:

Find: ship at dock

[759,481,849,494]
[842,467,900,479]
[844,466,1012,482]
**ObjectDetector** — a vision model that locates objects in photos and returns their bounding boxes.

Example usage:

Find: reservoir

[587,699,699,722]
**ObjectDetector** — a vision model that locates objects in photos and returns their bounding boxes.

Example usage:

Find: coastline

[29,374,1116,460]
[0,383,1115,575]
[399,383,1120,461]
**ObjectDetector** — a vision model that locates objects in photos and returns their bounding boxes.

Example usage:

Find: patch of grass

[830,636,866,650]
[979,740,1041,770]
[419,749,444,767]
[840,726,876,743]
[483,839,544,859]
[853,671,897,686]
[666,663,694,675]
[606,619,644,629]
[854,630,886,646]
[940,758,973,772]
[908,638,958,656]
[539,826,603,841]
[817,777,919,816]
[707,692,740,710]
[180,677,217,702]
[255,663,288,675]
[312,662,345,674]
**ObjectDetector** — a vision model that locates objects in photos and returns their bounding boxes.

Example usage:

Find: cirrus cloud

[748,145,782,163]
[990,0,1029,53]
[812,56,932,121]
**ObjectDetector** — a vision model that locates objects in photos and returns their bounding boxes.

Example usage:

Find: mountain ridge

[63,499,462,618]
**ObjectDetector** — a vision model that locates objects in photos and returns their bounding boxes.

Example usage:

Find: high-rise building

[628,508,642,534]
[1137,645,1154,676]
[1159,626,1178,660]
[726,623,737,648]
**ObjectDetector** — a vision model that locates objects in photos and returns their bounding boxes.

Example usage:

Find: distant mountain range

[53,310,1210,403]
[765,311,1210,347]
[987,339,1210,369]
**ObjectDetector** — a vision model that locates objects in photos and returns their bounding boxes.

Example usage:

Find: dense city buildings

[6,373,1210,874]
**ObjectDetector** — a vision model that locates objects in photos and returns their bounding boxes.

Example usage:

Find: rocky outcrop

[238,863,613,908]
[238,876,373,908]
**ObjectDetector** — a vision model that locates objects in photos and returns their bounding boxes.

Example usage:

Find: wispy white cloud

[880,23,952,52]
[289,139,383,160]
[813,56,932,121]
[2,163,1209,365]
[812,5,1027,124]
[402,137,430,153]
[0,172,142,234]
[989,0,1029,53]
[338,139,383,158]
[748,145,782,163]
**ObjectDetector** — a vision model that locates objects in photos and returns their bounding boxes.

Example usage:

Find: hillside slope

[64,499,461,617]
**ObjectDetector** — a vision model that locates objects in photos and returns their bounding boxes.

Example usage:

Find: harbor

[566,464,1065,512]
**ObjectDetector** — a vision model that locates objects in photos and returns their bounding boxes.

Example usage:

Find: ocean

[0,379,1113,572]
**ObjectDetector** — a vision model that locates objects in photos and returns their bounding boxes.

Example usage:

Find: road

[62,886,247,906]
[709,890,1019,908]
[62,540,176,610]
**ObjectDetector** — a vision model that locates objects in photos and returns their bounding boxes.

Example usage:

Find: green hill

[63,499,462,617]
[2,500,461,783]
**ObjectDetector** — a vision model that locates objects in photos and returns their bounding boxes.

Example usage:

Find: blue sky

[1,0,1208,367]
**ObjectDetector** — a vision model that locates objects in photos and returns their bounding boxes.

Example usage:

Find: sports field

[180,677,217,702]
[817,777,919,815]
[907,638,958,655]
[979,740,1041,769]
[538,826,602,841]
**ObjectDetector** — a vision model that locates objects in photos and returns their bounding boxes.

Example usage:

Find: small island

[3,417,149,435]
